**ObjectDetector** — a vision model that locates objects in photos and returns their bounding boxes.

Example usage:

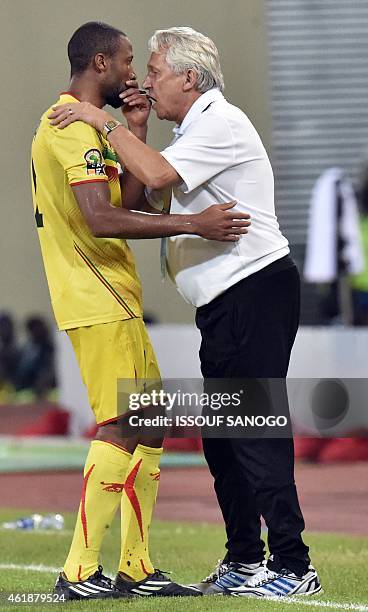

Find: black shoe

[54,565,132,600]
[115,569,202,597]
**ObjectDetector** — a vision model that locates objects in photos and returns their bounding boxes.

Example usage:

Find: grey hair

[148,27,224,93]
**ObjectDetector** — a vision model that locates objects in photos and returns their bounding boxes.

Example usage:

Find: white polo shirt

[150,88,289,308]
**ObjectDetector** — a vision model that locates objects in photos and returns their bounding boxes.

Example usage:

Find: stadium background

[1,1,368,610]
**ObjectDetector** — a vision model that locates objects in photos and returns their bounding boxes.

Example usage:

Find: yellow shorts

[67,318,160,426]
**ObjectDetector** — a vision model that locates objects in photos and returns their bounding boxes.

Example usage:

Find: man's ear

[93,53,108,73]
[183,68,198,92]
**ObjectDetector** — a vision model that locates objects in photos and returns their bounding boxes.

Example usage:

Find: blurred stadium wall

[0,0,270,324]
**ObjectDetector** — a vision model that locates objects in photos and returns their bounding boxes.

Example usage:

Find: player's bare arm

[72,181,250,241]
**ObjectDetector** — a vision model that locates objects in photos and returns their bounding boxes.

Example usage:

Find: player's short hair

[68,22,126,76]
[148,27,224,93]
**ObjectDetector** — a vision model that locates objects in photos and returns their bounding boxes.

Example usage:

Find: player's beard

[105,83,126,109]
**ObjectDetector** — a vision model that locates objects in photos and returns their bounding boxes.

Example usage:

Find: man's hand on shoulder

[49,102,110,132]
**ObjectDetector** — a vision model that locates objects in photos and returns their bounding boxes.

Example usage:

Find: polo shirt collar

[173,88,224,136]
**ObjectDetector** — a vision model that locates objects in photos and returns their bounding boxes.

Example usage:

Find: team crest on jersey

[84,149,106,176]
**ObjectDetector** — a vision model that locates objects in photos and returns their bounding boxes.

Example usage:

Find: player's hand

[48,102,110,132]
[192,201,251,242]
[120,80,151,130]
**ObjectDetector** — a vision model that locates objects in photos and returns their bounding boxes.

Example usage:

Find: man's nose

[142,75,150,89]
[129,69,136,80]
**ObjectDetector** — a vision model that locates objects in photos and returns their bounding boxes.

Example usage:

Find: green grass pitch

[0,508,367,611]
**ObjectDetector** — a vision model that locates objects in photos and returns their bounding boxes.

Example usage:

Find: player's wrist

[177,214,197,235]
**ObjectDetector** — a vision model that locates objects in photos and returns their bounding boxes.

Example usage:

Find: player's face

[143,52,187,122]
[104,37,135,108]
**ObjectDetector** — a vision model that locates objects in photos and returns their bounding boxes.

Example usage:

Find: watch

[102,119,122,138]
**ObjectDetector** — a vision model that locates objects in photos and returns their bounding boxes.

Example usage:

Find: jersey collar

[59,91,81,102]
[173,88,224,136]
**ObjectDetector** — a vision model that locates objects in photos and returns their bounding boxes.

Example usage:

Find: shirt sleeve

[145,186,173,212]
[160,115,235,193]
[50,122,108,186]
[145,188,163,212]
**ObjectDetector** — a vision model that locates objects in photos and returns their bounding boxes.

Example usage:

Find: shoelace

[246,568,278,588]
[203,559,229,583]
[93,565,116,589]
[153,569,172,580]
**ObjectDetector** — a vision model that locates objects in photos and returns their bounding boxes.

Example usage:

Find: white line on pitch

[0,563,60,573]
[248,596,368,611]
[0,563,114,579]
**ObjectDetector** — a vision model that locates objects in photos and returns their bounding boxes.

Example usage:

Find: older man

[50,26,322,599]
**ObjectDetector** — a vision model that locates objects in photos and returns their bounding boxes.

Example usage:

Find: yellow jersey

[31,93,143,330]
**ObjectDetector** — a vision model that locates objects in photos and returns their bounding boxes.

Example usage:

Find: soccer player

[31,22,250,601]
[49,26,322,599]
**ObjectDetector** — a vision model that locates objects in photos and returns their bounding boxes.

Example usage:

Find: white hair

[148,27,225,93]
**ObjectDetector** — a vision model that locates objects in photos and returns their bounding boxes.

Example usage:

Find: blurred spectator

[15,316,57,399]
[0,311,20,400]
[304,168,364,325]
[351,165,368,325]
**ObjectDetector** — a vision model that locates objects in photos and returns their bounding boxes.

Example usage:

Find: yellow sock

[119,444,163,581]
[63,440,131,581]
